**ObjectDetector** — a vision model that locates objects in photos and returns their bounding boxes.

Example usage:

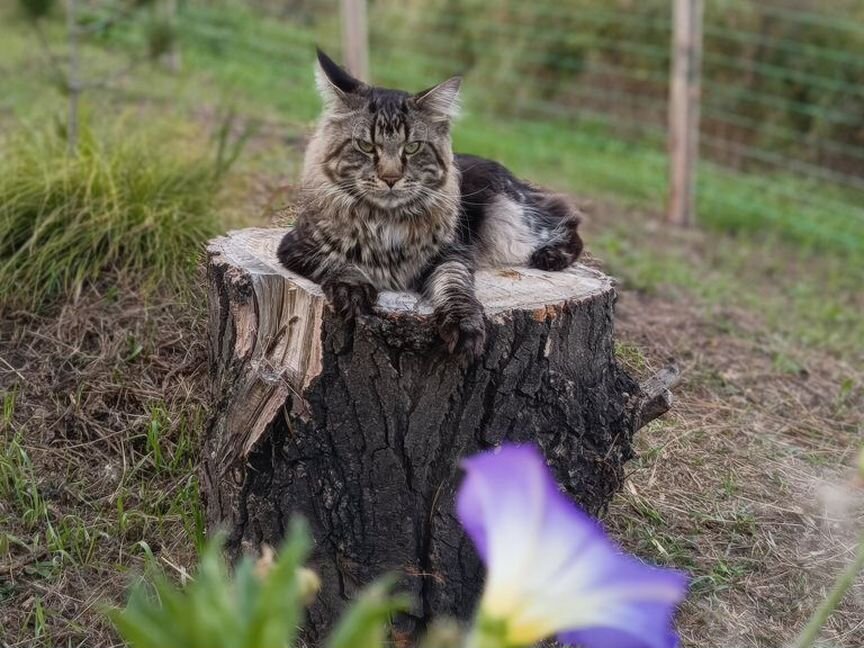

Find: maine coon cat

[277,50,584,360]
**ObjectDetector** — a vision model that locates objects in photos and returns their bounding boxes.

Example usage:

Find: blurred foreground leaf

[327,576,411,648]
[111,520,311,648]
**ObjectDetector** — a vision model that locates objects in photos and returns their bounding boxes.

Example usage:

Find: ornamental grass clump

[0,121,224,310]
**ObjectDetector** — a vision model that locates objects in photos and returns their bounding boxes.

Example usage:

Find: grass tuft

[0,120,223,310]
[0,431,48,529]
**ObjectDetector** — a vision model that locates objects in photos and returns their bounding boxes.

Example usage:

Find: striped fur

[278,50,584,360]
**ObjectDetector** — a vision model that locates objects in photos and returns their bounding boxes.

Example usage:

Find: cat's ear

[413,76,462,121]
[315,47,365,110]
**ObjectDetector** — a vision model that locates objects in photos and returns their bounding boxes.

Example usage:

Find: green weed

[141,404,201,476]
[175,475,206,554]
[111,521,409,648]
[0,432,48,528]
[146,407,168,472]
[46,514,101,566]
[2,388,16,430]
[27,596,50,642]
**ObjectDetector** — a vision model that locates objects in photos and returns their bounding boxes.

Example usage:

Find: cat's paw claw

[436,309,486,362]
[322,280,377,320]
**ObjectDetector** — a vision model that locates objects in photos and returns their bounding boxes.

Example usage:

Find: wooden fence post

[340,0,369,82]
[667,0,704,226]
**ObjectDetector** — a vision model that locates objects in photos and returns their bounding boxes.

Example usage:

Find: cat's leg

[277,226,326,280]
[419,246,486,360]
[528,194,585,272]
[277,227,377,320]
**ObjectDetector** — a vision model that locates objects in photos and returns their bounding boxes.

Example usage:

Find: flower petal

[456,445,548,616]
[560,613,680,648]
[457,443,689,648]
[554,566,688,648]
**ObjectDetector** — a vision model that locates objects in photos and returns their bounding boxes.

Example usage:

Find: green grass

[0,120,223,309]
[592,221,864,357]
[454,115,864,259]
[0,350,211,642]
[0,431,48,530]
[5,1,863,260]
[1,0,859,357]
[615,341,649,372]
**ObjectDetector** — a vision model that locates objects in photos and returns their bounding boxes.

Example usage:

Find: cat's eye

[404,141,423,155]
[356,140,375,154]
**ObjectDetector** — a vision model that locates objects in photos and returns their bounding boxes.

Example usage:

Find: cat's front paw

[435,307,486,362]
[322,279,378,320]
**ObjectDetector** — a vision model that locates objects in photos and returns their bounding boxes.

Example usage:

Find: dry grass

[0,282,209,646]
[588,209,864,647]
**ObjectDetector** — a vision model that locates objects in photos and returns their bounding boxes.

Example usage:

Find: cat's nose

[379,173,402,188]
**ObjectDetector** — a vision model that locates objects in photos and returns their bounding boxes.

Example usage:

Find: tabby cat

[277,50,584,360]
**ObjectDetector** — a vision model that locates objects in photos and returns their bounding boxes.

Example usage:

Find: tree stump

[202,227,676,642]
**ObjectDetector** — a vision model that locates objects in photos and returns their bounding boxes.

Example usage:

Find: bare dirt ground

[1,204,862,647]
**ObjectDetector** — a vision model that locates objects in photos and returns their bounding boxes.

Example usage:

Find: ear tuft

[314,47,364,110]
[414,76,462,120]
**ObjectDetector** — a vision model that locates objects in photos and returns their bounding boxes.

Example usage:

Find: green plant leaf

[242,519,312,648]
[110,522,313,648]
[327,575,412,648]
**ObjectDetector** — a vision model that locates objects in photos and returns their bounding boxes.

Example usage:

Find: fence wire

[171,0,864,254]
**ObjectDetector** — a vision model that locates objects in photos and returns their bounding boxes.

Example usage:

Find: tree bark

[201,227,676,643]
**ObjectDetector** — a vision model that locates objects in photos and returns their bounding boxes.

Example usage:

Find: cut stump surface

[202,227,674,641]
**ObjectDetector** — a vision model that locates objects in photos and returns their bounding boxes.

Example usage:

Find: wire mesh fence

[164,1,864,254]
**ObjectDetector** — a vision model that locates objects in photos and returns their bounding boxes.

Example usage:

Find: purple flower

[457,444,688,648]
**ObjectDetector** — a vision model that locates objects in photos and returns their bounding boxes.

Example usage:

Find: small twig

[0,355,27,382]
[160,555,191,583]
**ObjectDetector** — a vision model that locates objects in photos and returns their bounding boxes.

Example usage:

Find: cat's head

[304,49,461,210]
